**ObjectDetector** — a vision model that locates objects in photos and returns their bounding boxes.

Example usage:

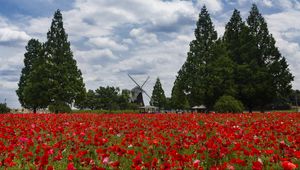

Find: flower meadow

[1,113,300,170]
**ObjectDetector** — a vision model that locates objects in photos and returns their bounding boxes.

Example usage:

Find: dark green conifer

[45,10,86,113]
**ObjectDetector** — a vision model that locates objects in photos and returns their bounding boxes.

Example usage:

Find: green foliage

[213,95,244,113]
[118,89,134,110]
[223,8,258,112]
[150,78,167,109]
[204,39,237,109]
[171,72,190,110]
[48,102,71,113]
[0,103,10,114]
[164,97,172,110]
[223,9,246,64]
[45,10,86,113]
[75,90,97,110]
[76,87,137,111]
[289,89,300,106]
[72,109,139,114]
[172,4,293,112]
[173,6,217,108]
[16,39,49,113]
[16,39,41,108]
[244,4,293,111]
[94,86,120,110]
[16,10,85,113]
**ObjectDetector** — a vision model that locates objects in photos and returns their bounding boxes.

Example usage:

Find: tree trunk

[248,106,252,113]
[33,108,37,113]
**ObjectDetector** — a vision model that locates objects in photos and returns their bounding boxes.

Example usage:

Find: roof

[192,105,206,109]
[139,105,158,109]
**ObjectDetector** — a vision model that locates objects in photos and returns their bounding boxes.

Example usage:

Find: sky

[1,0,300,108]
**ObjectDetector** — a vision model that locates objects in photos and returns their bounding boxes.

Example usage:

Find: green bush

[48,102,71,113]
[213,95,244,113]
[72,109,139,114]
[0,103,10,113]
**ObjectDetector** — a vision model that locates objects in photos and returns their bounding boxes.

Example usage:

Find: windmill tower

[128,74,151,106]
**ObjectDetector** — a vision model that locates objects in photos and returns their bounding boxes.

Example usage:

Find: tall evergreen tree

[45,10,86,113]
[171,72,189,110]
[223,9,246,64]
[23,44,52,113]
[150,78,167,109]
[17,39,41,109]
[16,39,49,113]
[223,9,258,112]
[246,4,293,111]
[205,39,236,107]
[178,6,218,108]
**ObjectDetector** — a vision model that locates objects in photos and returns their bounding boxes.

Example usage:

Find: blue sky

[1,0,300,108]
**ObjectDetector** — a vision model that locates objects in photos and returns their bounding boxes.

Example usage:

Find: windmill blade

[142,89,151,99]
[128,74,141,87]
[141,76,150,88]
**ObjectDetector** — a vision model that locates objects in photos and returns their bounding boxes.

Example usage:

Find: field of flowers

[0,113,300,170]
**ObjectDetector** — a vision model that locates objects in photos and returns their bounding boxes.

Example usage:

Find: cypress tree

[223,9,257,112]
[246,4,293,111]
[223,9,246,64]
[178,6,218,108]
[207,39,236,106]
[45,10,86,113]
[150,78,167,109]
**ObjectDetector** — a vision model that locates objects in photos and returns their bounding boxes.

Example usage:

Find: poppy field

[0,113,300,170]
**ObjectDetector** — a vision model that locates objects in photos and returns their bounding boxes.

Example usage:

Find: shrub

[213,95,244,113]
[0,103,11,113]
[48,102,71,113]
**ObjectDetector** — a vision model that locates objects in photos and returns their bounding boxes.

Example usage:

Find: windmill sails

[128,74,151,106]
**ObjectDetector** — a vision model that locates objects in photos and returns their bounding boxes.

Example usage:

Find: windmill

[128,74,151,106]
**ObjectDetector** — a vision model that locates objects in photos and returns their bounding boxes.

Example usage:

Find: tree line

[75,87,139,110]
[170,5,294,112]
[16,5,295,113]
[75,78,170,111]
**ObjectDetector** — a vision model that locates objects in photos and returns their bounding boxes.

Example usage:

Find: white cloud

[262,0,273,7]
[237,0,248,5]
[0,17,31,43]
[75,49,117,65]
[129,28,158,45]
[196,0,223,13]
[266,10,300,34]
[0,28,30,42]
[24,17,51,41]
[87,37,128,51]
[264,9,300,89]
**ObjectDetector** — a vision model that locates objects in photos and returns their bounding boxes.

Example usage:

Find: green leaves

[75,87,136,110]
[151,78,167,109]
[16,10,86,113]
[172,4,293,112]
[16,39,48,112]
[213,95,244,113]
[0,103,10,113]
[44,10,86,113]
[172,6,218,109]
